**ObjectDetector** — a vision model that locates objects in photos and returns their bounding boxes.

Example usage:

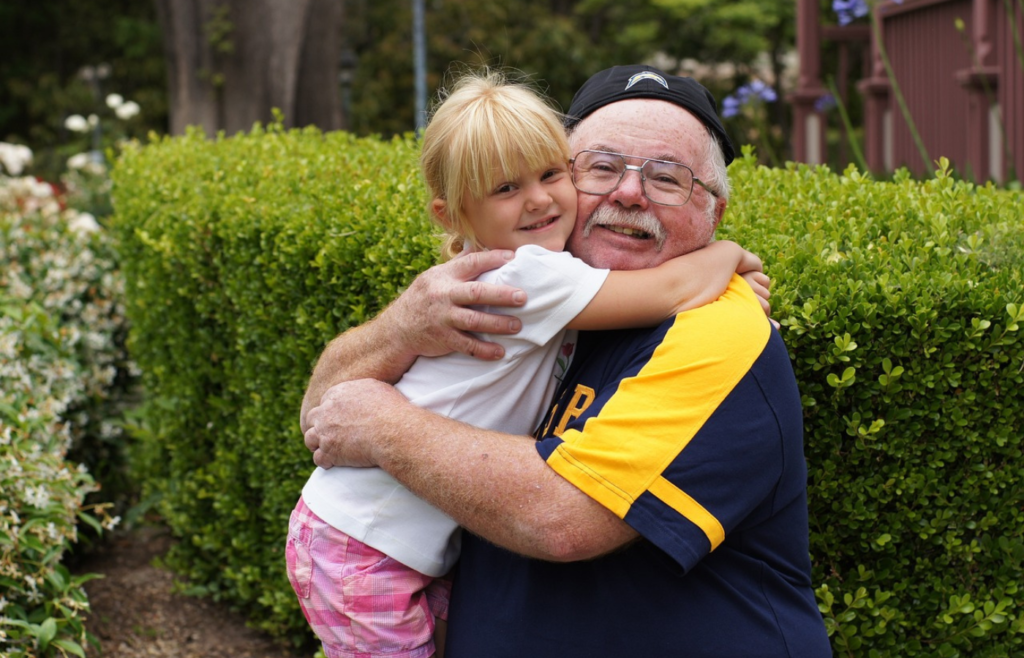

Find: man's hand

[388,249,527,361]
[305,379,407,469]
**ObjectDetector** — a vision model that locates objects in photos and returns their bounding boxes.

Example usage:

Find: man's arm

[305,379,638,561]
[300,250,527,431]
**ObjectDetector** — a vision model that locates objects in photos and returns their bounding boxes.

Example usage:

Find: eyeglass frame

[568,149,719,207]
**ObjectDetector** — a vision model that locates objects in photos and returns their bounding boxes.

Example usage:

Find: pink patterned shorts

[286,497,451,658]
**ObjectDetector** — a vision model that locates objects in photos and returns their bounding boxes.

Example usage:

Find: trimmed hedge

[111,126,1024,655]
[110,125,437,645]
[724,149,1024,656]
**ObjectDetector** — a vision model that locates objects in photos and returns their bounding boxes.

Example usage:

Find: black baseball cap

[565,64,735,165]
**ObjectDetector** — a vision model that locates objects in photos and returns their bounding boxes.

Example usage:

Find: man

[302,65,831,657]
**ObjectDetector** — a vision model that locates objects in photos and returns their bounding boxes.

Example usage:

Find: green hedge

[110,124,437,646]
[111,126,1024,655]
[724,149,1024,656]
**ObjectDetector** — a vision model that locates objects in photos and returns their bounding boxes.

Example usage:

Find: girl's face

[460,159,577,253]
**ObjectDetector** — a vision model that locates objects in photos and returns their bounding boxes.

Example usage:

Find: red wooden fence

[793,0,1024,183]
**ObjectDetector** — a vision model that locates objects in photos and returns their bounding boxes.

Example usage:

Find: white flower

[67,152,91,170]
[115,101,141,120]
[84,331,107,350]
[24,485,51,509]
[88,114,99,127]
[65,114,90,133]
[0,596,7,612]
[29,178,53,198]
[0,333,17,360]
[68,212,100,235]
[105,93,124,109]
[103,515,121,531]
[0,142,32,175]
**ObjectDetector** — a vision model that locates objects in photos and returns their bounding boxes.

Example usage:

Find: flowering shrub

[0,161,133,656]
[833,0,905,26]
[721,79,777,119]
[721,80,779,166]
[58,92,145,220]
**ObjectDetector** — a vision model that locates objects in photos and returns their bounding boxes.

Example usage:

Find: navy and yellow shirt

[446,277,832,657]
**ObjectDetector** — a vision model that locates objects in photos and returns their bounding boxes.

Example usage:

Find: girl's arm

[567,240,761,330]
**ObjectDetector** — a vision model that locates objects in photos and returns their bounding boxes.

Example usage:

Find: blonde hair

[420,69,571,260]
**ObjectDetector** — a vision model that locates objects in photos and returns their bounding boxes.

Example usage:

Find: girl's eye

[494,183,515,194]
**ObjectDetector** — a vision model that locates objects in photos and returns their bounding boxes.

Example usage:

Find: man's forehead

[585,143,687,164]
[570,99,705,162]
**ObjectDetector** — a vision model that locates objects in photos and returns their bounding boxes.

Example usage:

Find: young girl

[287,70,762,658]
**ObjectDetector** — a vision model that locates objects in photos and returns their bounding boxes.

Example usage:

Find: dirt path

[75,524,306,658]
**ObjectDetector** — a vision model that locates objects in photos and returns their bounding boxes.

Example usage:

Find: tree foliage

[342,0,797,161]
[0,0,166,177]
[4,0,804,168]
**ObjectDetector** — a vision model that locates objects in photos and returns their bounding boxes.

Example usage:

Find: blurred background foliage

[0,0,168,178]
[1,0,842,180]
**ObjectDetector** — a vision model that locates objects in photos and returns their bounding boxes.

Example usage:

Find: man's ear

[712,197,727,230]
[430,199,451,228]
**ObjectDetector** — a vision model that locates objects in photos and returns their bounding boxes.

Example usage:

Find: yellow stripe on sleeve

[649,476,725,550]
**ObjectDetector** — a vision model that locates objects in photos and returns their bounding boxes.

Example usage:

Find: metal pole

[413,0,427,131]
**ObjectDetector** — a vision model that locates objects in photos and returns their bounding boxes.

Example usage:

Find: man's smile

[602,224,653,239]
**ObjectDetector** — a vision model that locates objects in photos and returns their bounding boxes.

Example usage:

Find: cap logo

[624,71,669,90]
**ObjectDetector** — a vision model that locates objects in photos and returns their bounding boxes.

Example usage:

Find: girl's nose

[524,182,552,211]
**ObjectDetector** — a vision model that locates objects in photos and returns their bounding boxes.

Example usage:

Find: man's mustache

[581,205,667,251]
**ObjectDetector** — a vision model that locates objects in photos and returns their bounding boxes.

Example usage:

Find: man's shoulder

[668,274,770,342]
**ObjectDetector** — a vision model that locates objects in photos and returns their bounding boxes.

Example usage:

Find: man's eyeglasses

[569,150,718,207]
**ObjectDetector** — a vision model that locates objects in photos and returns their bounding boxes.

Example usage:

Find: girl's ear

[431,199,451,228]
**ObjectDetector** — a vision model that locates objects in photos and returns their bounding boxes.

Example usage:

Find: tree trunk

[154,0,343,135]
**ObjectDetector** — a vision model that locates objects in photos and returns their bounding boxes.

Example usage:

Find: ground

[74,524,306,658]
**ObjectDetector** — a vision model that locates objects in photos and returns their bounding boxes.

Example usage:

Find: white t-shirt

[301,245,609,576]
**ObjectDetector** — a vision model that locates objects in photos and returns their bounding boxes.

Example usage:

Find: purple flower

[834,0,869,26]
[722,96,741,118]
[721,80,777,118]
[815,93,837,112]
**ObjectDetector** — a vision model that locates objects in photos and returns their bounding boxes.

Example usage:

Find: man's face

[566,99,724,271]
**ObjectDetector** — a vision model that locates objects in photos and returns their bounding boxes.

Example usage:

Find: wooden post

[791,0,828,164]
[858,10,891,173]
[956,0,1001,181]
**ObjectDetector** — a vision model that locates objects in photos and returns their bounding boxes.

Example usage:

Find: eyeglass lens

[571,150,694,206]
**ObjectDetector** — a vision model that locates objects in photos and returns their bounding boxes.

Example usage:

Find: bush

[0,173,129,657]
[724,148,1024,656]
[110,124,437,646]
[112,127,1024,655]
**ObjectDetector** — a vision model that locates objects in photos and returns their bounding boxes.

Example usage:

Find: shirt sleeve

[537,278,790,571]
[478,245,609,349]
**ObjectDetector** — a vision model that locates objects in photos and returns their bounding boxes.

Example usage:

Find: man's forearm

[368,403,637,561]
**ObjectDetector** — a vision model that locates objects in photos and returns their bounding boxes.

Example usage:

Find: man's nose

[608,168,649,210]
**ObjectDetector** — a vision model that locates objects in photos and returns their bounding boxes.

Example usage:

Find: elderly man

[302,65,831,657]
